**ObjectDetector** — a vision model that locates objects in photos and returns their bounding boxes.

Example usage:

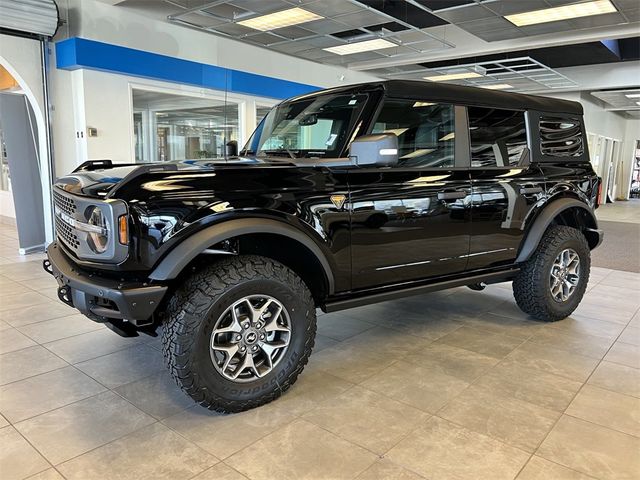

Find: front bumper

[45,242,167,334]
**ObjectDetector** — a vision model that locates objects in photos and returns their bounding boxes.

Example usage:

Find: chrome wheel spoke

[231,353,259,379]
[549,248,581,303]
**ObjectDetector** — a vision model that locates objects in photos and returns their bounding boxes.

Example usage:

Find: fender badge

[330,194,346,210]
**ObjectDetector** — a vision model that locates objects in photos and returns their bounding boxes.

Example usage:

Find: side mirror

[349,134,398,167]
[225,140,238,157]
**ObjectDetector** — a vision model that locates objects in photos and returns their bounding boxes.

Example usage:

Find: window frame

[528,111,588,162]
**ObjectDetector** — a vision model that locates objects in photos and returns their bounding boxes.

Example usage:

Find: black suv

[45,80,603,412]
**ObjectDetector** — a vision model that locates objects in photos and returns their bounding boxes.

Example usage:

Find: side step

[323,269,518,313]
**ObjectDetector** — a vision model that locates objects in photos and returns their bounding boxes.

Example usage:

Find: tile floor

[0,221,639,480]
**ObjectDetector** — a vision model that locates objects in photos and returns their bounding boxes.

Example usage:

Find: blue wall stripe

[55,37,320,100]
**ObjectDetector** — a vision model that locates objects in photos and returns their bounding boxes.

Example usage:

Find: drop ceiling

[591,88,640,118]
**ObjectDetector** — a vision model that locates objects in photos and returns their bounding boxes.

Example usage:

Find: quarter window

[371,100,455,168]
[468,107,527,168]
[539,117,584,157]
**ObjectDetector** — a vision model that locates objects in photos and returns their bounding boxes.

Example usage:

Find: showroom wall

[49,0,378,174]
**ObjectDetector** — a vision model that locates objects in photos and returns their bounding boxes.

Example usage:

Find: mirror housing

[349,134,399,167]
[225,140,238,157]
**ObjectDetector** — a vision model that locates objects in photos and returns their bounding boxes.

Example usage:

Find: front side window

[468,107,527,168]
[372,100,455,168]
[244,93,368,158]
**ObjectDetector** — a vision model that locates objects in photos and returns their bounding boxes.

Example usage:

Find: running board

[323,269,519,313]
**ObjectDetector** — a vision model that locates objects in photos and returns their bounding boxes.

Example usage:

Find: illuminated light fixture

[384,128,409,136]
[505,0,616,27]
[324,38,396,55]
[481,84,514,90]
[424,72,482,82]
[625,93,640,98]
[637,101,640,106]
[439,132,455,141]
[238,7,323,31]
[413,101,435,107]
[401,149,434,159]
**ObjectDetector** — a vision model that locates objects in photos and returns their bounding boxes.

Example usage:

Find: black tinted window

[539,117,584,157]
[372,100,455,168]
[468,107,527,168]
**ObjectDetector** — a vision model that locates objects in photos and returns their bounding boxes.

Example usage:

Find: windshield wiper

[261,149,297,160]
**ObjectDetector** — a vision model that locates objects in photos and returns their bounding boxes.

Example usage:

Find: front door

[348,99,471,289]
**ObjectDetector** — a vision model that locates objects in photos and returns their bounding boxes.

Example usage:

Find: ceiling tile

[568,12,628,28]
[469,27,526,42]
[302,0,363,17]
[331,10,391,28]
[458,16,515,31]
[368,21,408,32]
[202,3,250,18]
[272,25,316,39]
[269,42,316,54]
[211,22,256,36]
[416,0,476,10]
[435,4,495,23]
[244,32,283,45]
[228,0,285,14]
[302,18,353,35]
[302,35,344,48]
[174,12,229,28]
[357,0,449,28]
[516,20,575,36]
[332,28,370,39]
[483,0,549,16]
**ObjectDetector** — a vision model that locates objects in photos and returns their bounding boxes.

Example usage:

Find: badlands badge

[330,194,346,210]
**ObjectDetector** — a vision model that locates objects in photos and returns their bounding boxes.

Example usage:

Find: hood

[54,158,273,198]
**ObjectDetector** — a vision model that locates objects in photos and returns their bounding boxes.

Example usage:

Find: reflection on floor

[596,198,640,224]
[0,222,639,480]
[593,199,640,273]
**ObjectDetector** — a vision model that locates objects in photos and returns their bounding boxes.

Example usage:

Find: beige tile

[303,385,429,454]
[588,361,640,398]
[75,345,164,389]
[505,341,599,382]
[361,305,465,341]
[517,456,595,480]
[619,326,640,347]
[0,328,36,355]
[0,291,51,312]
[548,315,626,341]
[0,413,7,428]
[191,463,249,480]
[402,342,499,382]
[605,341,640,369]
[226,420,377,480]
[489,300,535,322]
[361,361,469,413]
[43,329,142,364]
[24,469,66,480]
[16,391,155,464]
[0,426,50,480]
[438,385,560,452]
[0,366,106,423]
[0,319,9,331]
[528,327,614,359]
[339,326,428,358]
[114,371,194,420]
[567,384,640,437]
[356,459,425,480]
[387,416,529,480]
[0,302,75,328]
[17,314,104,344]
[464,312,544,341]
[600,270,640,290]
[589,284,640,305]
[435,326,524,359]
[538,415,640,480]
[0,345,68,386]
[313,334,340,352]
[572,301,634,325]
[162,402,298,459]
[317,314,375,341]
[0,280,30,298]
[474,361,583,412]
[58,422,216,480]
[0,261,51,282]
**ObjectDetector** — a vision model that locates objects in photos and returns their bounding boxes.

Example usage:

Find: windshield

[242,93,369,159]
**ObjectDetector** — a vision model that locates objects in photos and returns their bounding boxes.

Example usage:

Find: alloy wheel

[549,248,581,302]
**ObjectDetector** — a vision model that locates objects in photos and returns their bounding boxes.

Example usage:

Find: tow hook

[57,286,74,307]
[468,282,486,291]
[43,259,53,275]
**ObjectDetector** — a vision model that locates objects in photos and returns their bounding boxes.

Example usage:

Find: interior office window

[468,107,527,167]
[372,100,455,168]
[539,117,584,157]
[132,89,239,162]
[256,105,272,126]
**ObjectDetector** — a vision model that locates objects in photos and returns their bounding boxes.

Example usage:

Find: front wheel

[162,255,316,413]
[513,225,590,321]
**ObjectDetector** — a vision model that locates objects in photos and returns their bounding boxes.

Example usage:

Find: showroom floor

[0,221,639,480]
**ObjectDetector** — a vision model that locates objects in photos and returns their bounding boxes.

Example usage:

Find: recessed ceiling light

[505,0,616,27]
[424,72,483,82]
[439,132,455,141]
[413,101,435,107]
[625,93,640,98]
[324,38,396,55]
[238,7,323,31]
[637,101,640,106]
[480,84,514,90]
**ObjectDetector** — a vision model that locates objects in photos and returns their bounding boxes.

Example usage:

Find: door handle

[438,191,467,201]
[520,186,543,194]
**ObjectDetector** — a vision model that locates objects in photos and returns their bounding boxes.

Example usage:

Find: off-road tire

[513,225,590,322]
[162,255,316,413]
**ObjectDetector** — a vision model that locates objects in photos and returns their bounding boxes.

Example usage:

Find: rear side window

[468,107,527,168]
[372,99,455,168]
[539,117,584,157]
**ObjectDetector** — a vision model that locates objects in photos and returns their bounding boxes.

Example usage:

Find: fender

[148,218,335,293]
[515,197,601,263]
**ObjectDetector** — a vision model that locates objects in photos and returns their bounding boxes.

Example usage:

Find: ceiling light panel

[238,7,323,31]
[626,93,640,98]
[424,72,483,81]
[324,38,397,55]
[505,0,617,27]
[481,84,514,90]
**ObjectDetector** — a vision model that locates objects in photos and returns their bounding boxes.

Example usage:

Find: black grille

[539,117,584,157]
[53,189,77,216]
[55,216,80,250]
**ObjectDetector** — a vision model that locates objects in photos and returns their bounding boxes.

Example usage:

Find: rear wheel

[513,225,590,321]
[162,255,316,413]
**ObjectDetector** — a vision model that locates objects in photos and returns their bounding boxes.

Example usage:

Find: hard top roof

[290,80,583,116]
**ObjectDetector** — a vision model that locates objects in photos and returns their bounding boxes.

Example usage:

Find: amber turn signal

[118,215,128,245]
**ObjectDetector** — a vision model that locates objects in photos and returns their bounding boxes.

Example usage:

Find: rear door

[348,99,472,289]
[466,106,545,270]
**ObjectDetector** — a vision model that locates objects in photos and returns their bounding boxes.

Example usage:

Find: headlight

[86,207,109,253]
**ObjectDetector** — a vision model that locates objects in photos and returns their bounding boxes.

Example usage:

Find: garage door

[0,0,58,37]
